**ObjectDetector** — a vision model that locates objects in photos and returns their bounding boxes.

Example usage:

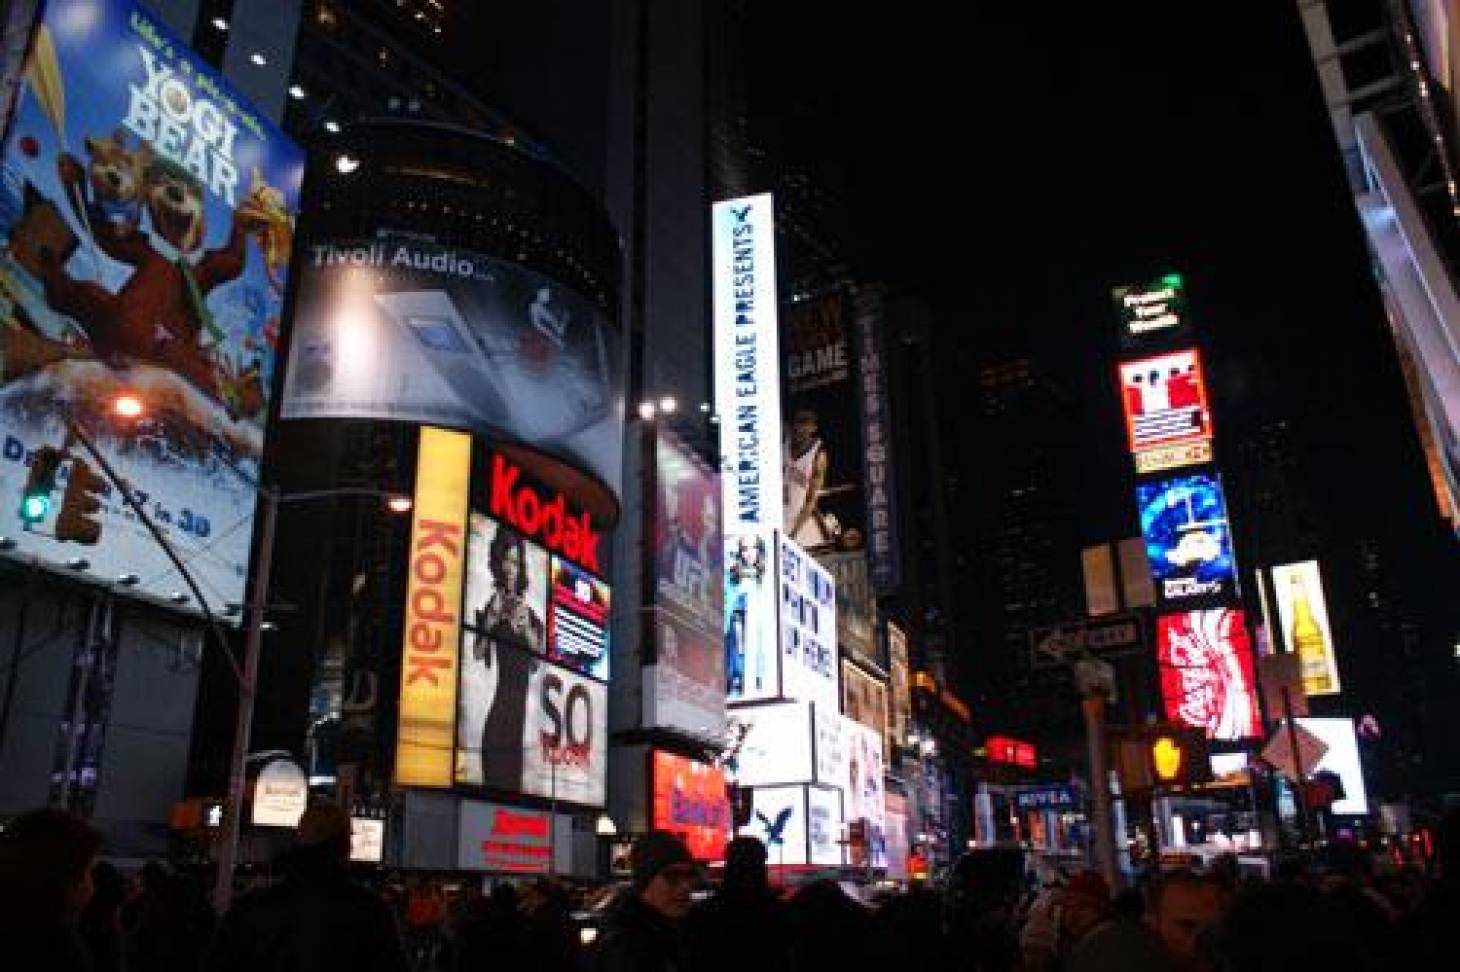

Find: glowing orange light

[113,393,144,419]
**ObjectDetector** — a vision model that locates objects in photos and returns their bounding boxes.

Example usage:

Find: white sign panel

[1297,718,1371,815]
[843,719,887,867]
[350,817,385,863]
[743,785,807,866]
[806,784,845,867]
[777,533,839,712]
[712,193,783,534]
[251,759,308,828]
[727,700,814,787]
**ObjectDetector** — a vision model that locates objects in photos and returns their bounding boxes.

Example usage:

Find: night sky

[756,3,1460,794]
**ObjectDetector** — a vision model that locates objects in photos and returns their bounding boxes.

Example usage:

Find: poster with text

[777,532,838,712]
[651,751,731,861]
[456,638,607,806]
[547,554,610,681]
[0,0,303,612]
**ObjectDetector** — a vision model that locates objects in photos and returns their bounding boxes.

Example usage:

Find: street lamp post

[54,396,410,913]
[212,485,410,914]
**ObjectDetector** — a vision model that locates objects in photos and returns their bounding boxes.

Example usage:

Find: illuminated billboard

[824,550,878,668]
[1113,273,1187,346]
[1296,718,1370,815]
[547,555,610,681]
[1137,472,1237,607]
[841,718,887,867]
[1271,560,1342,697]
[643,425,724,736]
[281,234,624,497]
[0,0,304,611]
[1157,610,1261,741]
[456,639,608,806]
[739,784,843,868]
[725,700,814,787]
[712,193,783,535]
[841,660,891,757]
[888,622,911,750]
[725,529,777,702]
[782,288,872,557]
[395,427,472,787]
[651,751,730,861]
[1119,350,1213,471]
[777,533,839,712]
[456,799,552,873]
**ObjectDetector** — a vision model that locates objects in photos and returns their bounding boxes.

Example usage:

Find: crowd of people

[3,799,1459,971]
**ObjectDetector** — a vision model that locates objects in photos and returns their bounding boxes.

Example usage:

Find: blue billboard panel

[0,0,304,613]
[1136,472,1237,608]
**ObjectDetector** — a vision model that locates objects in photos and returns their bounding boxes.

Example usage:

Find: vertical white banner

[712,194,784,533]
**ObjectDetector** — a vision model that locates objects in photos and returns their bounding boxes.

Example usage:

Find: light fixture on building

[658,396,678,415]
[211,17,229,31]
[249,52,267,67]
[637,401,657,421]
[323,120,341,133]
[288,84,306,100]
[699,402,712,413]
[334,154,361,174]
[594,813,618,837]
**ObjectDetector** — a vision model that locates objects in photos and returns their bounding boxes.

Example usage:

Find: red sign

[651,751,730,861]
[986,735,1037,770]
[1157,609,1261,741]
[488,453,602,574]
[458,801,553,873]
[1119,349,1213,457]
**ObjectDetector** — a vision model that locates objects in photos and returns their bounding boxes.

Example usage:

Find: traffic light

[19,445,65,524]
[55,457,105,544]
[1111,724,1211,792]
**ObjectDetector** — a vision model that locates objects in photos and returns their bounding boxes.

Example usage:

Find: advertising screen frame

[1270,560,1343,697]
[1157,608,1262,741]
[1119,349,1213,463]
[1137,471,1238,609]
[0,0,305,614]
[725,699,814,788]
[1295,717,1370,815]
[650,750,731,861]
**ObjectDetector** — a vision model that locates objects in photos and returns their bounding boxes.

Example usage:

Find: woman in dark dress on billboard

[472,525,544,791]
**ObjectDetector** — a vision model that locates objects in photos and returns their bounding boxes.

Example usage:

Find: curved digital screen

[282,235,623,497]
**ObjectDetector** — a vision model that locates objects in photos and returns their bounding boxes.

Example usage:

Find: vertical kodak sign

[395,427,472,787]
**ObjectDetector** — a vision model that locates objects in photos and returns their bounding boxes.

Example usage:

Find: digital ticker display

[1137,472,1237,608]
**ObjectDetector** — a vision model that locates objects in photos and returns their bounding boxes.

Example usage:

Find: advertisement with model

[841,659,891,758]
[1157,609,1261,741]
[651,751,731,861]
[782,288,867,556]
[1137,472,1238,608]
[0,0,304,611]
[642,425,725,736]
[1270,560,1342,697]
[455,637,607,806]
[280,234,623,497]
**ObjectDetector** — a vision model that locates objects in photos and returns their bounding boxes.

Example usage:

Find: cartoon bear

[35,155,272,415]
[53,132,150,263]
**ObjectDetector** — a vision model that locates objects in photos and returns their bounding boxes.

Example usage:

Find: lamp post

[213,484,411,913]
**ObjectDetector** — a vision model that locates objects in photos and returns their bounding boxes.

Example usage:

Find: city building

[1297,0,1460,536]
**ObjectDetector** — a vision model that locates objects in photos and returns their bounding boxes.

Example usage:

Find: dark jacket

[211,847,409,972]
[5,921,94,972]
[590,890,684,972]
[684,885,793,972]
